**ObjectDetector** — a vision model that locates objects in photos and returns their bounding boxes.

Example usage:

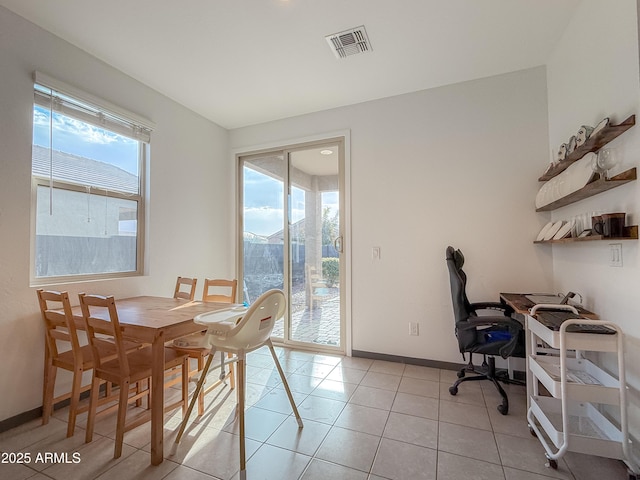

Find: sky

[243,167,339,237]
[33,105,339,238]
[33,105,139,175]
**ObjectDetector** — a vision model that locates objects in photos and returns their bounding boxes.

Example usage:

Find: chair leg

[197,355,205,416]
[181,357,189,416]
[114,379,130,459]
[85,374,101,444]
[267,341,303,427]
[175,350,217,444]
[67,367,83,437]
[228,353,236,390]
[238,355,246,480]
[486,357,509,415]
[42,360,56,426]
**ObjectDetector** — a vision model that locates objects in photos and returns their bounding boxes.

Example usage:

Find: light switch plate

[610,243,622,267]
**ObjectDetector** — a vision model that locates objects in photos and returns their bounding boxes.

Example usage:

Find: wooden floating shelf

[536,167,637,212]
[534,226,638,244]
[539,115,636,181]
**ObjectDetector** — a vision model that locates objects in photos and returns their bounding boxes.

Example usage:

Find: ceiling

[0,0,581,129]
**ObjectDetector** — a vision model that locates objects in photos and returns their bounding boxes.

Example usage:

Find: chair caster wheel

[497,404,508,415]
[449,386,458,396]
[457,370,465,378]
[545,454,558,470]
[528,425,537,437]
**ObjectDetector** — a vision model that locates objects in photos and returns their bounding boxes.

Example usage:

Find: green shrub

[322,257,340,287]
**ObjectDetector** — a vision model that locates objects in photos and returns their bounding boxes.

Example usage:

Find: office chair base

[450,357,509,415]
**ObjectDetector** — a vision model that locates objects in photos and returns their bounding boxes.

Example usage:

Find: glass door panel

[239,140,344,352]
[240,153,286,339]
[289,145,341,348]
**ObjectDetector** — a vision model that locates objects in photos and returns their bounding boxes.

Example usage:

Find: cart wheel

[449,386,458,396]
[497,404,508,415]
[545,454,558,470]
[528,425,537,438]
[457,370,465,378]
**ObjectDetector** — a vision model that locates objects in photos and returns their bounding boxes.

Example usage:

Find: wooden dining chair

[79,293,189,459]
[202,278,238,303]
[174,276,197,301]
[171,277,237,415]
[37,289,95,437]
[307,265,329,310]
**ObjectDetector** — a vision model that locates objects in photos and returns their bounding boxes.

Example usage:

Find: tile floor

[0,348,632,480]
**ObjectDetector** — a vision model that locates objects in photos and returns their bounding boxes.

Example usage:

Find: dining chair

[37,289,95,437]
[307,264,329,310]
[202,278,238,303]
[174,289,303,480]
[79,293,190,458]
[171,277,237,415]
[174,276,197,300]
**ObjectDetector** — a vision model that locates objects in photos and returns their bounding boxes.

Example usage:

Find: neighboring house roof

[267,218,304,243]
[32,145,139,194]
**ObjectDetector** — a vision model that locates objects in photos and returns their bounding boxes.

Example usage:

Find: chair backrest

[446,246,479,351]
[445,246,474,323]
[79,294,130,377]
[37,289,83,364]
[174,276,198,301]
[202,278,237,303]
[209,289,285,352]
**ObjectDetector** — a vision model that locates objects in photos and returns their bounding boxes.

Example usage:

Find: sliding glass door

[239,139,345,352]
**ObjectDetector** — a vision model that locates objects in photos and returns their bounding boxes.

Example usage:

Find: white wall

[230,67,553,363]
[546,0,640,458]
[0,7,232,421]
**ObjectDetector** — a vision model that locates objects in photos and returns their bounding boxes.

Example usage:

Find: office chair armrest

[458,316,522,331]
[457,317,523,359]
[469,302,513,316]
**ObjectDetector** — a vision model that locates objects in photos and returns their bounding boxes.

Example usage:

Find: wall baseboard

[352,350,526,380]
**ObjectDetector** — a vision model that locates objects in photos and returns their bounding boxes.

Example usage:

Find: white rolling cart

[525,304,639,479]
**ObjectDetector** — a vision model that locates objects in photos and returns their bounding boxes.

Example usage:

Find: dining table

[71,295,231,465]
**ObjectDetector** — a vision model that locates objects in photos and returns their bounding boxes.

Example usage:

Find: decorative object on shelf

[567,136,577,155]
[557,143,569,162]
[591,117,610,139]
[575,125,594,147]
[536,221,555,242]
[602,212,626,237]
[596,148,619,179]
[539,115,634,182]
[535,154,595,208]
[544,220,564,241]
[553,220,574,240]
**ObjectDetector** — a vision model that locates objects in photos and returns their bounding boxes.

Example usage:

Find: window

[31,73,153,283]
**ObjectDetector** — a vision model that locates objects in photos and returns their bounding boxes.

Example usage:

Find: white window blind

[33,71,154,143]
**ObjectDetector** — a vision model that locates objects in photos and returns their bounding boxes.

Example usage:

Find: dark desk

[500,292,598,319]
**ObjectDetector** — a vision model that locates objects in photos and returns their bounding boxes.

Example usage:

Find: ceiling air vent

[325,26,372,59]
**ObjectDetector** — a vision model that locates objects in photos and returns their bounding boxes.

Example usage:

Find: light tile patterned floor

[0,348,632,480]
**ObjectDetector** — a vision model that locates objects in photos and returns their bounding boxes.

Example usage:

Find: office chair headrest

[446,246,465,270]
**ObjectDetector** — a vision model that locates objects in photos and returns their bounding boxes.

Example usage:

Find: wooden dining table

[71,295,230,465]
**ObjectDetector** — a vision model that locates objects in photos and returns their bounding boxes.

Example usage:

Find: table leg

[151,335,164,465]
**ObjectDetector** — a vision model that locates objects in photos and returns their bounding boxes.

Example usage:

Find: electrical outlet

[409,322,419,336]
[610,243,622,267]
[372,246,381,260]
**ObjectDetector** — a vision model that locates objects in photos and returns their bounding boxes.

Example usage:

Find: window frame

[29,74,150,286]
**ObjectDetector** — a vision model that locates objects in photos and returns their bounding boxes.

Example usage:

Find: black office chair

[445,246,524,415]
